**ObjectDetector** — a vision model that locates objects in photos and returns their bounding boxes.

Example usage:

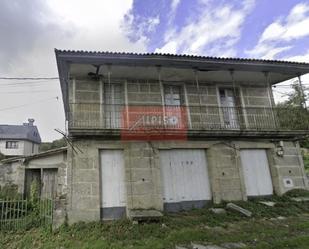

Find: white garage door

[100,150,126,219]
[160,149,211,207]
[240,149,273,196]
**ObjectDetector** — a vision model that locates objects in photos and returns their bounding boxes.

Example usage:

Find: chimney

[23,118,35,126]
[28,118,35,126]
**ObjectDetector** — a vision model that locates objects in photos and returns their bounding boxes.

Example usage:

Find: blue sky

[0,0,308,141]
[125,0,309,60]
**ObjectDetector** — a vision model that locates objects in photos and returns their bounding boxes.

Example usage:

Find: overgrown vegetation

[276,80,309,148]
[39,137,66,152]
[0,152,5,161]
[1,191,309,249]
[0,182,53,231]
[0,184,20,199]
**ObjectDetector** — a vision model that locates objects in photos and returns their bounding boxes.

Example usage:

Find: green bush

[0,184,20,199]
[283,189,309,198]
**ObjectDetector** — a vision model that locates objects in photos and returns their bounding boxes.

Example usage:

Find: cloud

[171,0,181,14]
[261,3,309,42]
[155,0,255,55]
[246,2,309,59]
[0,0,72,73]
[286,50,309,63]
[0,0,147,141]
[0,0,147,76]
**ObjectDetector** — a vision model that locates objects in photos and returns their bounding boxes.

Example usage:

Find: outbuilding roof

[0,147,67,164]
[0,123,41,144]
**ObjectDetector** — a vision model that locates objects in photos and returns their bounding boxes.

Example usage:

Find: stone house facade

[55,50,309,224]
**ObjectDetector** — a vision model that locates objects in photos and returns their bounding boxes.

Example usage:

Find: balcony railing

[68,103,309,132]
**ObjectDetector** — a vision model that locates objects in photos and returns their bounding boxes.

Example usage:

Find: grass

[1,192,309,249]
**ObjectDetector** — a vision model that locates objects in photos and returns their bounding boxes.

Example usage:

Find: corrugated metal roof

[0,147,67,164]
[0,124,41,144]
[55,49,309,66]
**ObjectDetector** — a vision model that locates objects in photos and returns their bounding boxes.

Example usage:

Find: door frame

[239,148,274,197]
[159,148,212,212]
[99,149,127,220]
[216,85,244,129]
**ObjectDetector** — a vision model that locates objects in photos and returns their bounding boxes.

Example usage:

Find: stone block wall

[64,138,308,225]
[269,141,308,194]
[0,160,24,193]
[207,143,244,203]
[66,139,163,224]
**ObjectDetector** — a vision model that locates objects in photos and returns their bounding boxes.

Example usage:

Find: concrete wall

[65,138,308,225]
[62,76,308,226]
[25,151,68,198]
[267,141,308,194]
[0,160,25,193]
[65,139,162,223]
[0,140,39,156]
[0,150,67,228]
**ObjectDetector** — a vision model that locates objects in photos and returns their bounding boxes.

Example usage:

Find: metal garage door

[160,149,211,211]
[240,149,273,196]
[100,150,126,220]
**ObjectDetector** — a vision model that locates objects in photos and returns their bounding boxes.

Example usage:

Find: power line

[0,97,59,112]
[0,77,59,80]
[0,90,59,94]
[0,80,58,86]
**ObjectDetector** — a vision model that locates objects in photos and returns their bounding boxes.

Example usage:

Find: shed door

[240,149,273,196]
[100,150,126,220]
[25,169,41,198]
[160,149,211,204]
[42,169,58,199]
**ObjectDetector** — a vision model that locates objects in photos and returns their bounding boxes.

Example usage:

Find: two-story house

[0,119,41,157]
[55,50,309,223]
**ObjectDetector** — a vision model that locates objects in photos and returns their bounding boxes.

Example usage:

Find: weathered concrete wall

[65,138,308,225]
[0,160,24,193]
[268,141,308,194]
[207,143,244,203]
[125,142,162,211]
[25,151,68,197]
[66,139,163,224]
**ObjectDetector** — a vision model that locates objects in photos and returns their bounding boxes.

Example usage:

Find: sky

[0,0,308,142]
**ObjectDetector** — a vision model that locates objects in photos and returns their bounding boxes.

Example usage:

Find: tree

[276,80,309,148]
[39,137,66,152]
[283,80,308,107]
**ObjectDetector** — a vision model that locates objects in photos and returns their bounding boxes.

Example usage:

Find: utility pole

[297,75,307,109]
